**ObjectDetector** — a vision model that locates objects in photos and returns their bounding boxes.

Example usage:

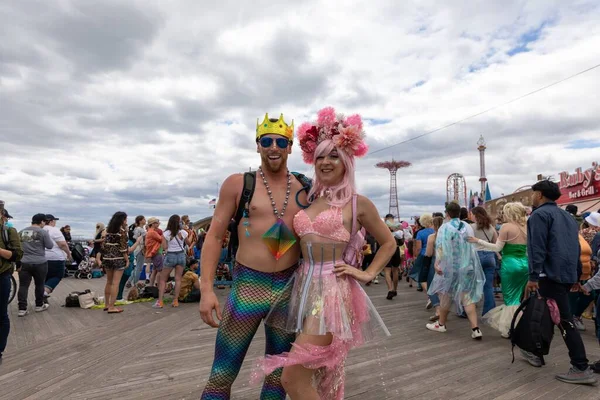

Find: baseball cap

[45,214,59,221]
[187,258,199,268]
[2,209,13,219]
[32,213,47,224]
[565,204,578,215]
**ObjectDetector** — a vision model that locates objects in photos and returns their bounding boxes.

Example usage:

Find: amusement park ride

[376,159,411,219]
[446,173,468,207]
[445,135,488,208]
[377,135,489,214]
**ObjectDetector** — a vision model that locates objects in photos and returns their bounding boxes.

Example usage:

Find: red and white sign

[557,162,600,205]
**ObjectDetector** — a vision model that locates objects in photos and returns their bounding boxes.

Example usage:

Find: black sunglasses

[259,137,289,149]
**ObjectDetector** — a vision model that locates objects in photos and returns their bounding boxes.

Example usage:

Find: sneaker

[501,332,510,339]
[35,304,50,312]
[373,277,379,284]
[152,300,163,309]
[426,322,447,333]
[520,349,542,367]
[555,367,598,385]
[416,287,423,292]
[471,328,483,340]
[172,300,179,308]
[573,317,586,331]
[18,310,29,317]
[386,291,394,300]
[426,299,433,310]
[391,291,397,298]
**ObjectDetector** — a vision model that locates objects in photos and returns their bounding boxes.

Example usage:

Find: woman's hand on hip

[334,263,373,284]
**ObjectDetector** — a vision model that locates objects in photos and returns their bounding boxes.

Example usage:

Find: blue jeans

[164,251,185,269]
[426,261,440,307]
[478,251,496,316]
[45,260,65,292]
[128,252,146,285]
[0,271,11,358]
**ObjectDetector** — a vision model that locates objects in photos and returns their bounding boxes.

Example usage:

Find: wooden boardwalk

[1,274,598,399]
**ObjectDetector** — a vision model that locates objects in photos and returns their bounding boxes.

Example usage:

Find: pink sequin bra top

[293,207,351,243]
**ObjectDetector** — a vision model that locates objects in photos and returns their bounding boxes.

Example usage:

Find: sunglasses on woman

[259,137,289,149]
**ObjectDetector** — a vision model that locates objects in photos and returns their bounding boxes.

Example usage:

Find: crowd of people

[370,197,600,384]
[2,108,600,397]
[87,213,208,312]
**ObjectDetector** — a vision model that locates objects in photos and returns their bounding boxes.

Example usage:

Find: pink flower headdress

[297,107,368,164]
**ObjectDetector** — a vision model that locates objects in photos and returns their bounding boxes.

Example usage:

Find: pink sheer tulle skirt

[252,260,389,399]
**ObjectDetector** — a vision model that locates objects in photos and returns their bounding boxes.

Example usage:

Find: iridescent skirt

[251,258,390,399]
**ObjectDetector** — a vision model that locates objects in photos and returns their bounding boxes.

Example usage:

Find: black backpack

[227,171,312,257]
[128,224,136,242]
[509,293,556,365]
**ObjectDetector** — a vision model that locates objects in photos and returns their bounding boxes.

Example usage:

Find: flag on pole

[208,198,217,208]
[485,183,492,202]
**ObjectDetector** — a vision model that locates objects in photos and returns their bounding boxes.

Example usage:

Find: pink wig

[308,139,357,208]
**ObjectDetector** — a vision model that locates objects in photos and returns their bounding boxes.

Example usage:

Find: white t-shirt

[163,230,188,253]
[44,225,68,261]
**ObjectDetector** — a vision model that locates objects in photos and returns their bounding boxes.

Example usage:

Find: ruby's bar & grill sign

[557,162,600,205]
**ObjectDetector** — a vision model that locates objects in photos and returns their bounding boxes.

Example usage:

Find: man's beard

[261,154,286,173]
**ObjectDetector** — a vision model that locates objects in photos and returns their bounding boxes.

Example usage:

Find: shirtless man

[199,113,308,400]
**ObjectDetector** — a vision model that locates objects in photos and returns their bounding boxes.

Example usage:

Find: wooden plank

[1,274,598,399]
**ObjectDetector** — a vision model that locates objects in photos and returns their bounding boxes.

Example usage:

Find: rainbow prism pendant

[262,219,296,260]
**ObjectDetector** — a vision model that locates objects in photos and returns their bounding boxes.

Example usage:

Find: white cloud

[1,0,599,235]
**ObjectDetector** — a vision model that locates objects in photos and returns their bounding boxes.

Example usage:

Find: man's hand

[199,291,222,328]
[524,280,539,297]
[570,283,582,292]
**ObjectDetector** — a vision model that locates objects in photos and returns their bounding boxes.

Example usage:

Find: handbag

[78,291,97,309]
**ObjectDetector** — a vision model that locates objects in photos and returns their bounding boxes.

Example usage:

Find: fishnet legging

[201,264,296,400]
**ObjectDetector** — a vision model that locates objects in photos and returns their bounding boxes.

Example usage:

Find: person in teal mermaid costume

[469,202,528,338]
[198,113,309,400]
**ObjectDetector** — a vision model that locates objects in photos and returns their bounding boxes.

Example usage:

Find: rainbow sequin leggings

[201,262,297,400]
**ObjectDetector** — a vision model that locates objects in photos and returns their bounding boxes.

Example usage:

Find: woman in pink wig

[252,107,396,399]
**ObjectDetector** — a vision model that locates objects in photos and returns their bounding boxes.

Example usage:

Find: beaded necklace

[258,167,297,260]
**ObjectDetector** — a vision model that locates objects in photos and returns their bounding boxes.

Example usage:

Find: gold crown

[256,113,294,141]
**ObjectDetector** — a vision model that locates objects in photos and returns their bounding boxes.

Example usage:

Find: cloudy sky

[1,0,599,237]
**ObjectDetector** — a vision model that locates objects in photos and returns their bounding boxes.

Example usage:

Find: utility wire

[369,62,600,156]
